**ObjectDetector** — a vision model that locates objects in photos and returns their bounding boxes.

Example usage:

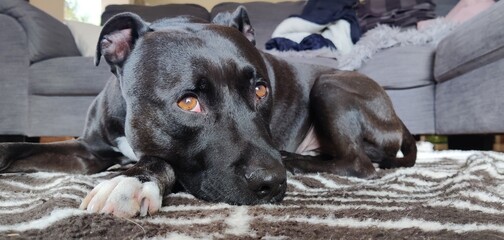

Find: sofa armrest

[0,0,80,64]
[0,14,29,135]
[434,1,504,82]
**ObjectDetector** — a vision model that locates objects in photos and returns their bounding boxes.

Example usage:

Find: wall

[102,0,134,12]
[30,0,134,21]
[30,0,65,20]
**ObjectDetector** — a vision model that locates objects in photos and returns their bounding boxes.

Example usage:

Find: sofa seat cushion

[386,85,435,134]
[434,0,504,83]
[66,21,102,57]
[30,57,111,96]
[211,1,306,50]
[101,4,210,24]
[28,95,96,136]
[358,46,435,89]
[435,58,504,134]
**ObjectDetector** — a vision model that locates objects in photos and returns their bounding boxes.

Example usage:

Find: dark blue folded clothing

[299,34,337,50]
[266,37,300,51]
[291,0,362,43]
[265,34,337,52]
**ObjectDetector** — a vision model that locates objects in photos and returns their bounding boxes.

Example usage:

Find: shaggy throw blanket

[1,146,504,239]
[266,18,456,71]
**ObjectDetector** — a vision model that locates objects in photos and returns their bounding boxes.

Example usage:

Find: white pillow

[65,21,102,57]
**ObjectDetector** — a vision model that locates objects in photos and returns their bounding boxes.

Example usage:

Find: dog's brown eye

[177,96,201,112]
[255,84,268,99]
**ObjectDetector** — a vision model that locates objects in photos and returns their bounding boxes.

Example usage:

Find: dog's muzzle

[245,166,287,202]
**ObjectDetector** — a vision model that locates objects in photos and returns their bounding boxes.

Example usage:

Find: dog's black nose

[245,168,286,201]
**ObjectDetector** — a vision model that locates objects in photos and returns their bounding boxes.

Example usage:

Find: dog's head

[95,7,286,205]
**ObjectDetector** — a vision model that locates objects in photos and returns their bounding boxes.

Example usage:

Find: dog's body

[0,8,416,217]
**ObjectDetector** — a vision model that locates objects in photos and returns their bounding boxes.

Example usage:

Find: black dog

[0,7,416,217]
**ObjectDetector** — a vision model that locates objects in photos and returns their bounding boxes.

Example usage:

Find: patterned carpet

[1,147,504,239]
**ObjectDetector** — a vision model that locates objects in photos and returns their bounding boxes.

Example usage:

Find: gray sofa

[360,1,504,135]
[1,0,503,138]
[0,0,110,137]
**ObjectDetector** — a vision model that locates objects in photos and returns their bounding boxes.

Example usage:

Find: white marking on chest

[295,125,321,156]
[111,137,138,161]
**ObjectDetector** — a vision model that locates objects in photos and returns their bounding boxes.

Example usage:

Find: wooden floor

[494,135,504,152]
[39,136,75,143]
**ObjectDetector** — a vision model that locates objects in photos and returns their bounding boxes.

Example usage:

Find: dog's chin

[189,184,286,205]
[200,192,285,206]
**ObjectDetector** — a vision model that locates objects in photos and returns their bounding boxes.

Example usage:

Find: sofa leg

[0,136,75,143]
[493,135,504,152]
[448,134,494,151]
[0,135,41,143]
[0,135,26,143]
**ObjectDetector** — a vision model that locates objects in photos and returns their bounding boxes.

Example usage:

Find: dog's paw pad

[80,176,162,218]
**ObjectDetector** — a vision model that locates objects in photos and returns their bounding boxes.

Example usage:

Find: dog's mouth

[177,173,287,205]
[264,180,287,203]
[198,182,287,205]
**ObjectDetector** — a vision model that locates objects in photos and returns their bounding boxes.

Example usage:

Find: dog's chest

[295,125,321,156]
[111,137,139,163]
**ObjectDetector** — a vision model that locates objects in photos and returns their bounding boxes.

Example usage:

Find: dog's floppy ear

[212,6,255,45]
[95,12,149,73]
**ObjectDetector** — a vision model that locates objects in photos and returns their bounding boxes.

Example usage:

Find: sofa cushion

[29,95,96,137]
[101,4,210,24]
[0,0,81,63]
[66,21,102,57]
[358,46,435,89]
[211,1,306,50]
[434,0,504,83]
[386,85,435,134]
[30,57,111,96]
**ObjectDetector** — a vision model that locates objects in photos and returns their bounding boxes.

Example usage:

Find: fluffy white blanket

[266,18,457,71]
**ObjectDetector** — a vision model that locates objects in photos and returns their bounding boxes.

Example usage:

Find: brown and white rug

[1,145,504,239]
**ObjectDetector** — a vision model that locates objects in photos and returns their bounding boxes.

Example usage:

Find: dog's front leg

[80,157,175,218]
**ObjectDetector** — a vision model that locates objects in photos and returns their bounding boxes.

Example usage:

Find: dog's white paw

[80,176,162,218]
